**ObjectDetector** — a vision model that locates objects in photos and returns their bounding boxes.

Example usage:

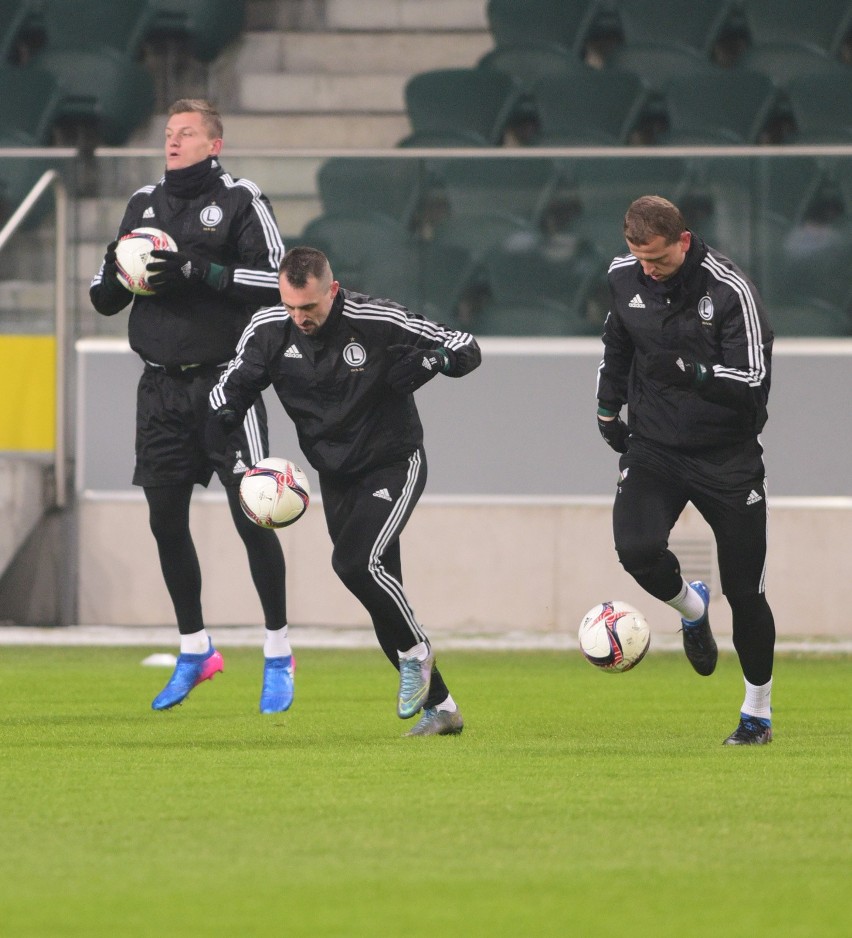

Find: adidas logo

[628,294,645,308]
[746,489,763,506]
[421,355,435,371]
[284,344,303,359]
[142,206,155,219]
[372,488,392,501]
[233,457,248,474]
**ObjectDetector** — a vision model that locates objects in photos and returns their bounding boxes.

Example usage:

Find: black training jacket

[597,234,773,452]
[210,289,482,476]
[89,158,284,368]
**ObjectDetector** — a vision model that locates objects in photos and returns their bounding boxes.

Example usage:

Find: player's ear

[329,280,340,298]
[210,137,223,157]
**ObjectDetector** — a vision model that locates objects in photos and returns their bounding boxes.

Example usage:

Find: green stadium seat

[741,43,847,84]
[475,297,601,336]
[31,0,156,145]
[436,157,563,224]
[770,298,850,337]
[743,0,852,57]
[147,0,246,62]
[486,0,605,57]
[316,157,429,228]
[659,68,783,144]
[431,209,537,263]
[612,0,741,58]
[478,41,585,90]
[0,0,35,64]
[785,72,852,143]
[402,68,527,148]
[300,211,414,300]
[530,66,654,145]
[0,64,61,144]
[572,156,690,256]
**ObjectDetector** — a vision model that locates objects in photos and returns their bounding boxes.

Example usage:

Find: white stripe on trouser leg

[368,450,428,645]
[243,404,265,465]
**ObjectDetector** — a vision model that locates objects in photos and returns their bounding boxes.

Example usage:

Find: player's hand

[597,414,629,453]
[205,407,240,452]
[386,345,454,393]
[146,249,208,292]
[103,240,130,293]
[645,352,709,387]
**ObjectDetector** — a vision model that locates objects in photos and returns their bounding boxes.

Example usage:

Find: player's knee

[331,549,366,589]
[616,539,667,579]
[148,509,187,545]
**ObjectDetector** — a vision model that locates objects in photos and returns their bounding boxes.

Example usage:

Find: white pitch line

[0,625,849,654]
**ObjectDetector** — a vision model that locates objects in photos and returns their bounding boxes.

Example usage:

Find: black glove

[103,240,131,294]
[386,345,454,393]
[645,352,709,388]
[597,414,629,453]
[147,249,225,293]
[205,407,241,452]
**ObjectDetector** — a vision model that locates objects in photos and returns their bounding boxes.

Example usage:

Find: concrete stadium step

[324,0,488,31]
[128,112,411,149]
[232,30,494,75]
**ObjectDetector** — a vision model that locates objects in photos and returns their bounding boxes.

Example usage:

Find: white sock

[180,629,210,655]
[398,641,429,662]
[667,580,706,622]
[435,694,457,714]
[742,677,773,720]
[264,627,292,659]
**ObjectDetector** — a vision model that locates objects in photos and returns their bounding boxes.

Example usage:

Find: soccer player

[209,246,481,736]
[89,99,293,715]
[596,195,776,746]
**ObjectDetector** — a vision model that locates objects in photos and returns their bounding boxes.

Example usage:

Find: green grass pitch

[0,646,849,937]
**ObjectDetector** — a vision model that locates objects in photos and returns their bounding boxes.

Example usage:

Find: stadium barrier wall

[75,338,852,638]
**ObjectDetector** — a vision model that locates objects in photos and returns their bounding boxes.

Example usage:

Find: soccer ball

[578,601,651,673]
[239,457,311,529]
[114,227,178,296]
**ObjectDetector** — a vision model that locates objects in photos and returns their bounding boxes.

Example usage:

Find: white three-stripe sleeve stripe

[342,299,476,350]
[210,307,288,411]
[368,450,428,644]
[702,254,766,386]
[222,174,285,272]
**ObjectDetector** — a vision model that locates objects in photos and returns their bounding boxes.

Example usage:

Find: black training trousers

[319,446,451,708]
[612,437,775,684]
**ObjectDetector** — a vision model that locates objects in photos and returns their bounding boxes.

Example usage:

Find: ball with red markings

[578,601,650,672]
[239,457,311,529]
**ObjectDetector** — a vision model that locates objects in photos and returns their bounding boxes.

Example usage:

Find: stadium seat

[0,0,35,64]
[436,157,563,224]
[742,0,852,57]
[741,43,847,85]
[785,72,852,143]
[486,0,605,57]
[316,157,428,229]
[401,68,526,147]
[659,68,783,144]
[611,0,742,58]
[300,210,414,300]
[431,209,537,263]
[475,297,601,336]
[480,239,608,329]
[31,0,156,146]
[0,64,61,145]
[146,0,246,62]
[572,156,690,256]
[530,66,654,145]
[477,41,585,90]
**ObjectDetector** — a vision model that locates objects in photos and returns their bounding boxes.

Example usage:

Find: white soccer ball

[239,457,311,529]
[114,227,178,296]
[578,601,651,673]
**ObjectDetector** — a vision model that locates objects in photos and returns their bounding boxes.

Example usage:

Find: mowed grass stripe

[0,647,848,937]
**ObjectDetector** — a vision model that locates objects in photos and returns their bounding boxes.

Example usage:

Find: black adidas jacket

[210,289,482,476]
[89,158,284,368]
[597,234,773,452]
